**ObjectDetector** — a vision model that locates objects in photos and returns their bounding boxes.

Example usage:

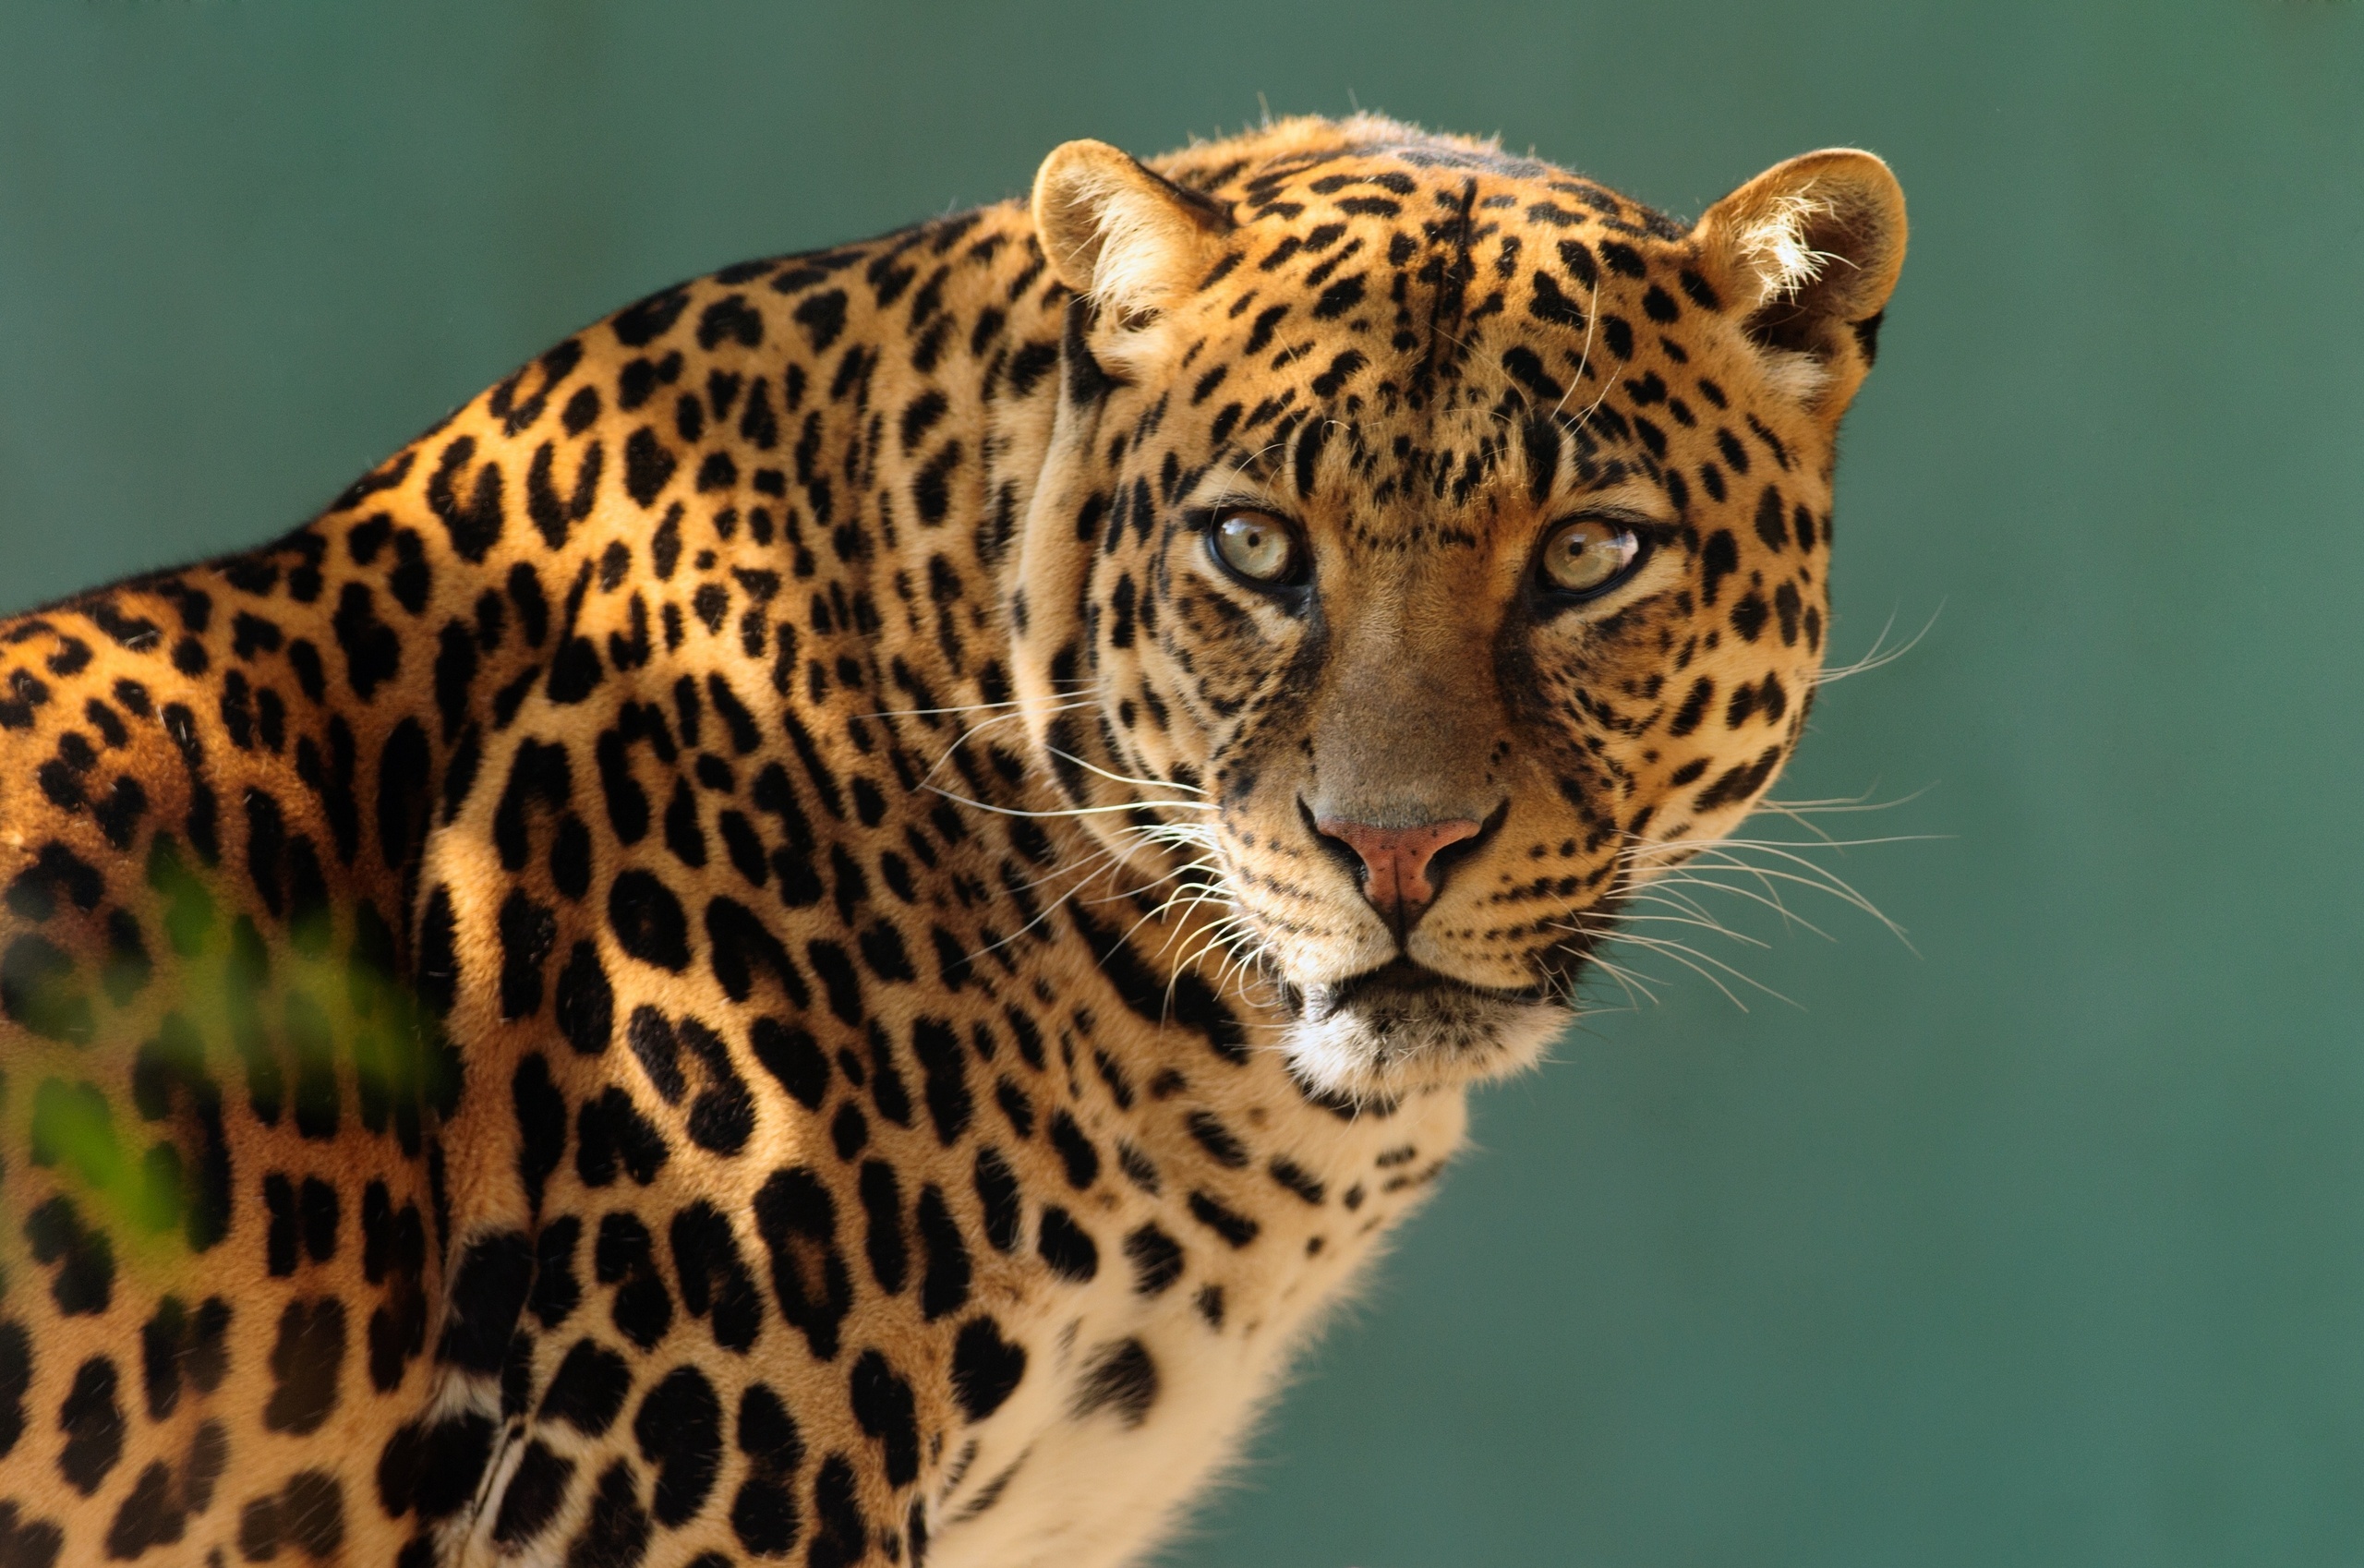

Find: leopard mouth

[1280,956,1574,1101]
[1293,899,1620,1018]
[1311,957,1545,1016]
[1272,920,1617,1100]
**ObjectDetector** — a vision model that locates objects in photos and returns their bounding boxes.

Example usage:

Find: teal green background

[5,4,2361,1563]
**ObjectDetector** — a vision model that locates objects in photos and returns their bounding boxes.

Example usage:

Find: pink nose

[1314,816,1483,928]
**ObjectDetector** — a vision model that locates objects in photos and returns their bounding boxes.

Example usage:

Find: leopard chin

[1281,959,1575,1104]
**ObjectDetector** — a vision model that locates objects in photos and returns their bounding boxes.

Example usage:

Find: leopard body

[0,115,1903,1566]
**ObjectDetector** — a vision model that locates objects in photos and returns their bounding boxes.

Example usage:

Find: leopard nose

[1312,814,1484,931]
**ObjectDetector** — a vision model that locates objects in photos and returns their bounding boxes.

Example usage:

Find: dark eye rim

[1529,513,1658,605]
[1193,504,1313,595]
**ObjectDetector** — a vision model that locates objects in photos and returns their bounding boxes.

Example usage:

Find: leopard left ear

[1031,139,1234,325]
[1693,149,1906,415]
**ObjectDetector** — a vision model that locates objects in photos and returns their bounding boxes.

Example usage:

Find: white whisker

[1580,927,1792,1010]
[1040,742,1210,798]
[911,697,1098,793]
[1609,908,1778,949]
[922,784,1213,820]
[1815,603,1942,684]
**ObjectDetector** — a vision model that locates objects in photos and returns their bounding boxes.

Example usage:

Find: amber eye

[1538,517,1644,597]
[1211,509,1301,585]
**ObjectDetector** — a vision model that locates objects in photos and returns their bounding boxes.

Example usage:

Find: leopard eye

[1211,509,1301,585]
[1538,516,1644,597]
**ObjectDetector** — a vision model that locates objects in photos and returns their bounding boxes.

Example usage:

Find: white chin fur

[1282,981,1571,1103]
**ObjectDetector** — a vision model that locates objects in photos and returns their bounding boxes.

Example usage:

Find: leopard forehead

[1121,142,1737,468]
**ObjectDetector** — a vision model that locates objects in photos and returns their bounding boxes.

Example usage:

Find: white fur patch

[1282,982,1570,1104]
[1756,347,1832,404]
[1733,186,1844,310]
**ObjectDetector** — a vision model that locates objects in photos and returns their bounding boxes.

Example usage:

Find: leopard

[0,113,1904,1567]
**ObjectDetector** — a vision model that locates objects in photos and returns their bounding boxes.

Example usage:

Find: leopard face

[1012,120,1905,1101]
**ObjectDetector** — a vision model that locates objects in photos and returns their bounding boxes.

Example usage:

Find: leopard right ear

[1693,149,1906,416]
[1031,139,1234,325]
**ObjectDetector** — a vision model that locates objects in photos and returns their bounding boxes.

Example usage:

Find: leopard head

[1008,116,1905,1101]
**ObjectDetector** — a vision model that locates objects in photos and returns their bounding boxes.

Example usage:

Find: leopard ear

[1693,150,1906,413]
[1031,139,1233,323]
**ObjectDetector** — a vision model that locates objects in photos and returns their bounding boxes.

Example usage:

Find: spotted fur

[0,115,1902,1567]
